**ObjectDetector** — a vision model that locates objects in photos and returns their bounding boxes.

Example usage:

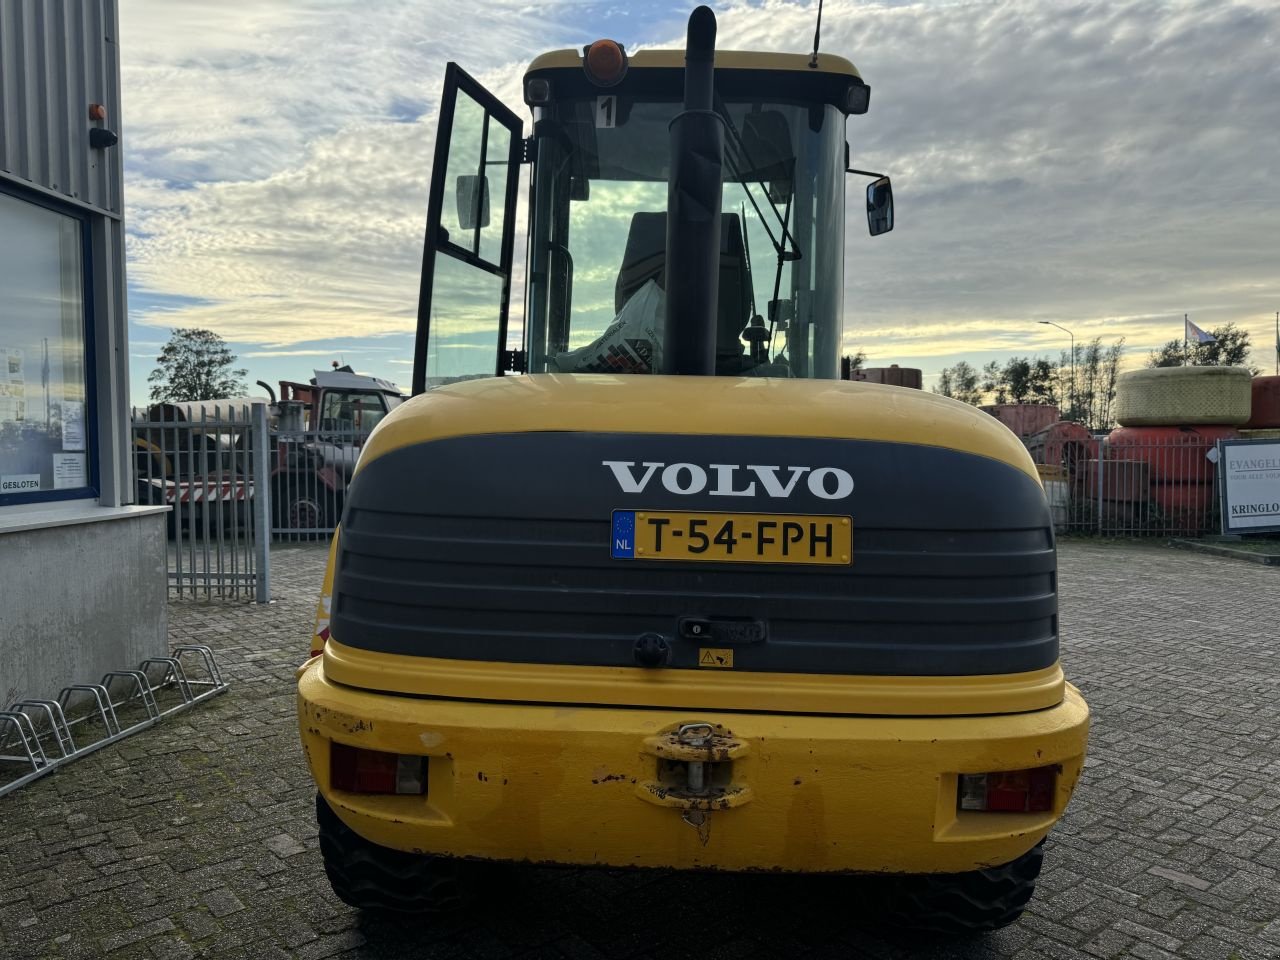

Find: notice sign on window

[1219,440,1280,534]
[52,452,87,490]
[0,346,24,424]
[62,399,86,451]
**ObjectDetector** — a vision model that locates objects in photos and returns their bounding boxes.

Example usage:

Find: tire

[1114,366,1251,427]
[315,793,475,914]
[274,478,330,537]
[880,841,1044,934]
[1023,421,1097,474]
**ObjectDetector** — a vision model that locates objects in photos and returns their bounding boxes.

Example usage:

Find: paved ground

[2,540,1279,960]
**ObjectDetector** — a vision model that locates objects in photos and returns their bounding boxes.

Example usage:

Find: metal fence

[1037,433,1222,537]
[269,425,370,542]
[131,404,271,601]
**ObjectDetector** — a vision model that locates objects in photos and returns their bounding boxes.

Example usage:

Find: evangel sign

[1219,439,1280,534]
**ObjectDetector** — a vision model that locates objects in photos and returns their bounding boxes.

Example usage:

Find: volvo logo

[602,461,854,500]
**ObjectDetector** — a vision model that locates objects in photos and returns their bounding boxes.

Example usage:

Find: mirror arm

[846,168,888,179]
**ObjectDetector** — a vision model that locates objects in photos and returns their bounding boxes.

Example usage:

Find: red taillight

[958,766,1056,813]
[330,742,427,795]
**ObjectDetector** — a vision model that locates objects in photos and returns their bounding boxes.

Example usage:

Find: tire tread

[884,841,1044,934]
[316,794,470,914]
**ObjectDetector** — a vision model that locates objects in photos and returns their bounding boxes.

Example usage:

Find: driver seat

[614,212,754,372]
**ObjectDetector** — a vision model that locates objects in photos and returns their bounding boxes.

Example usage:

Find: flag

[1185,317,1216,344]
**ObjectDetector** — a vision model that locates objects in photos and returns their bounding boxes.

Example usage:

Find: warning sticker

[698,648,734,669]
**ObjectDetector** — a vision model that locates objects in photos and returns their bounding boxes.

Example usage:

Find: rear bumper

[298,659,1089,874]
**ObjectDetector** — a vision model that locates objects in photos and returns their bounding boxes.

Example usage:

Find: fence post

[251,403,272,603]
[1096,438,1105,535]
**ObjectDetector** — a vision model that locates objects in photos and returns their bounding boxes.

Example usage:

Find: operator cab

[413,46,892,391]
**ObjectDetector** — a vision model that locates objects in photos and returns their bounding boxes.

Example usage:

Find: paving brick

[2,540,1278,959]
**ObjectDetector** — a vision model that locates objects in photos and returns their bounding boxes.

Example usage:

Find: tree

[1061,336,1125,431]
[975,357,1059,407]
[1147,322,1255,371]
[933,360,983,405]
[148,328,248,402]
[841,350,867,379]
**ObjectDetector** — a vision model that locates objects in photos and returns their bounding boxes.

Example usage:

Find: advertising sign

[1219,439,1280,534]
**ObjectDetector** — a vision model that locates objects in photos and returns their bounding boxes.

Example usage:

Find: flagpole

[1183,313,1189,367]
[1275,310,1278,376]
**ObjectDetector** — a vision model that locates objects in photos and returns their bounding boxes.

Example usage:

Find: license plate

[610,510,851,565]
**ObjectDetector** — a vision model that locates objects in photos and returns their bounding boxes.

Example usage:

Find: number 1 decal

[596,95,616,129]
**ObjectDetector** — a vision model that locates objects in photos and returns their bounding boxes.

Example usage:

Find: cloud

[121,0,596,347]
[243,348,397,358]
[121,0,1280,383]
[707,0,1280,368]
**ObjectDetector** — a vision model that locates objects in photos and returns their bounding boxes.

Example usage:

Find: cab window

[319,392,389,432]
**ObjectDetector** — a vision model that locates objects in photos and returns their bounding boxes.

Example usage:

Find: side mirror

[866,176,893,236]
[455,174,490,230]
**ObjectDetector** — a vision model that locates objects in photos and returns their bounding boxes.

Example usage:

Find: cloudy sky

[119,0,1280,401]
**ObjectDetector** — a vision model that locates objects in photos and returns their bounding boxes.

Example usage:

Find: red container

[982,404,1060,438]
[1081,459,1149,502]
[854,365,924,389]
[1107,425,1238,485]
[1024,421,1098,473]
[1245,376,1280,429]
[1151,482,1214,535]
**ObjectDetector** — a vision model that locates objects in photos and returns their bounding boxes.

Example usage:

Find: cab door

[412,63,524,394]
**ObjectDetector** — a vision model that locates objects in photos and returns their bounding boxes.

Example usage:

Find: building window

[0,188,94,503]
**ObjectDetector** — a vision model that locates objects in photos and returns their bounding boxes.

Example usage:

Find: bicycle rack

[0,711,46,769]
[58,684,122,737]
[138,657,194,703]
[0,645,230,797]
[9,700,76,758]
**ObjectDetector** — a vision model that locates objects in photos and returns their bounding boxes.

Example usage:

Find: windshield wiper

[714,94,801,262]
[714,96,800,362]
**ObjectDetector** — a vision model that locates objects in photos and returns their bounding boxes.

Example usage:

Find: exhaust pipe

[662,5,724,376]
[256,380,278,405]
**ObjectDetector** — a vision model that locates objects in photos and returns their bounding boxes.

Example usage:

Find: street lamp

[1038,321,1075,420]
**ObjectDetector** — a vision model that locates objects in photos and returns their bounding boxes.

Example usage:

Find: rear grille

[334,504,1057,677]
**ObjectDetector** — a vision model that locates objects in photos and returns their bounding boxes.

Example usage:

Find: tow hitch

[636,721,752,843]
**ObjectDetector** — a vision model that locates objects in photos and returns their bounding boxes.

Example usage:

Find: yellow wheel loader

[298,6,1088,933]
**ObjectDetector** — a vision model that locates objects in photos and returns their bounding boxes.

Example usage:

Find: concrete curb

[1169,538,1280,565]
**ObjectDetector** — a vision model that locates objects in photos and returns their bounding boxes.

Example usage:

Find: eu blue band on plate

[611,510,636,559]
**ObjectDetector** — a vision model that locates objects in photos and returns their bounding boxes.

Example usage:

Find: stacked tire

[1109,367,1251,534]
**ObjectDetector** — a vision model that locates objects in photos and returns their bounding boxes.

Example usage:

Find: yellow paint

[309,529,340,656]
[299,658,1089,874]
[526,48,862,79]
[631,510,851,566]
[358,375,1041,483]
[698,648,734,669]
[321,639,1065,716]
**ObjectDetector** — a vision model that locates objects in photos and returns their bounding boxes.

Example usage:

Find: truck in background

[134,364,403,535]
